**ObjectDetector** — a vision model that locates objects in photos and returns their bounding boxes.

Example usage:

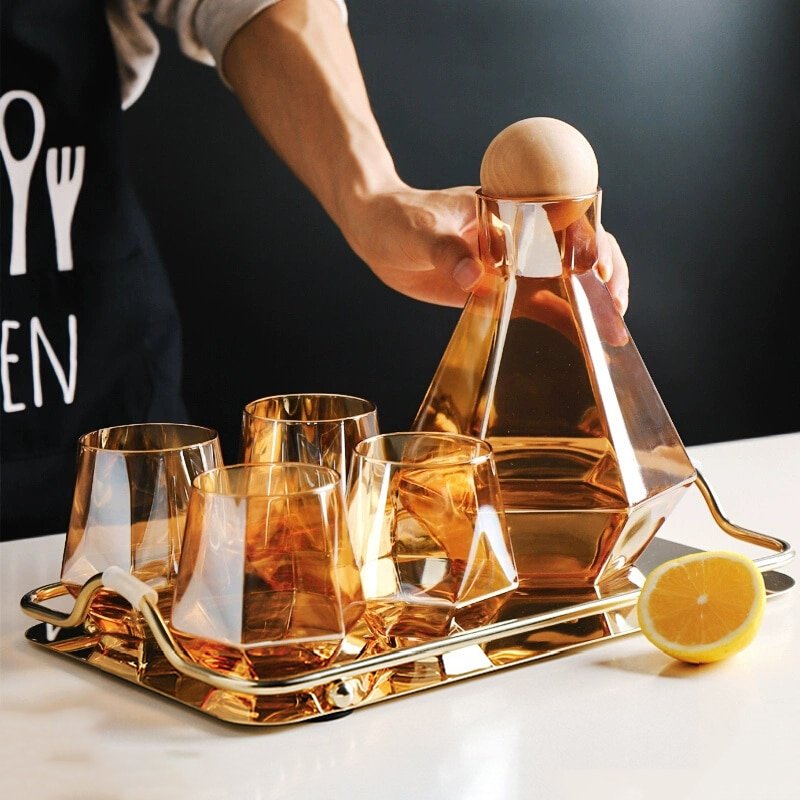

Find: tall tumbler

[241,394,378,494]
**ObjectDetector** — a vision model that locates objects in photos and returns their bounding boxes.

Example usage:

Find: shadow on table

[592,650,729,678]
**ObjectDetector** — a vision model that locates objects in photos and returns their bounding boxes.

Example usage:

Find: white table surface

[1,433,798,800]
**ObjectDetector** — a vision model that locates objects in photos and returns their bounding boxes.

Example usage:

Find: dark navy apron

[1,0,186,540]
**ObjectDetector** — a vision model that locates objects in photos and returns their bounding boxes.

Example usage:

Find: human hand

[596,223,629,315]
[343,183,630,312]
[341,183,481,307]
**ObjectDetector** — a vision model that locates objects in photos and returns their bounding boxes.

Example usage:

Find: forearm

[219,1,627,310]
[222,0,400,231]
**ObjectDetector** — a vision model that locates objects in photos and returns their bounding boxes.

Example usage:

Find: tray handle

[20,575,104,628]
[19,567,158,628]
[694,469,794,571]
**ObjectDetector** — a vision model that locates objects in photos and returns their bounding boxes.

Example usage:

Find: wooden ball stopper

[480,117,598,199]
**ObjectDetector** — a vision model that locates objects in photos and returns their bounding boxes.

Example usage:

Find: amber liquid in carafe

[418,274,625,585]
[492,441,628,587]
[415,261,694,587]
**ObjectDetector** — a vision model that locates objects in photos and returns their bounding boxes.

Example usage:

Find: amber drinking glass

[347,432,518,644]
[60,423,222,635]
[169,463,363,679]
[241,394,379,495]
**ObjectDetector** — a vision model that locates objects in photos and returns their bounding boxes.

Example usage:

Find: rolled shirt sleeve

[107,0,347,108]
[155,0,348,76]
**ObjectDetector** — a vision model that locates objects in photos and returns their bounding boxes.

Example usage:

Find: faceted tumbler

[241,393,379,495]
[347,432,518,643]
[170,463,364,679]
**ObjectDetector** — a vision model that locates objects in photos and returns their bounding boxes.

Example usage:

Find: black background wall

[125,0,799,463]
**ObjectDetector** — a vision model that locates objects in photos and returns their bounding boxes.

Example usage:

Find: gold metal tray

[20,474,795,727]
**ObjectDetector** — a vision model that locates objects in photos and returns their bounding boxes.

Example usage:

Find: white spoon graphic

[0,90,45,276]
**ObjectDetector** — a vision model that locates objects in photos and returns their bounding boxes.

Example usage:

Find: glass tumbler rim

[192,462,341,499]
[243,393,377,424]
[77,422,219,454]
[353,431,494,468]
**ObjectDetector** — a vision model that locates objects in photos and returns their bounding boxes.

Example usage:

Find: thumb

[429,233,484,292]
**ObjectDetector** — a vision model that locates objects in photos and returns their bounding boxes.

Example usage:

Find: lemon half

[637,551,766,664]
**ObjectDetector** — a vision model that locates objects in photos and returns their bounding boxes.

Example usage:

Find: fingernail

[452,257,483,291]
[597,259,612,282]
[614,293,629,316]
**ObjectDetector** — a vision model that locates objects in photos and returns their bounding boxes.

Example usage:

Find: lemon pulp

[637,550,766,664]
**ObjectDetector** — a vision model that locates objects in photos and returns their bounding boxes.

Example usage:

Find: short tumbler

[346,432,518,643]
[169,463,364,679]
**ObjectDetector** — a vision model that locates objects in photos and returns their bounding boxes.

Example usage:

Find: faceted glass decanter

[413,191,696,587]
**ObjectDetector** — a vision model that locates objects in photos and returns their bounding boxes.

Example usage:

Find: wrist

[328,143,405,236]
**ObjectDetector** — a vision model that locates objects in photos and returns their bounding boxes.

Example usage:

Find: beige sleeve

[107,1,347,108]
[154,0,348,75]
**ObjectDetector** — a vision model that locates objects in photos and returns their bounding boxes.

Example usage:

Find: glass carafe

[413,192,695,588]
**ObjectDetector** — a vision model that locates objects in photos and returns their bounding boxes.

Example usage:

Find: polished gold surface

[21,473,795,727]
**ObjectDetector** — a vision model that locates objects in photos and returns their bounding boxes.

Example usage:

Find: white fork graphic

[0,90,45,276]
[46,145,85,272]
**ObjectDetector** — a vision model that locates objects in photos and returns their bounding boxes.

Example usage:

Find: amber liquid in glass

[360,463,515,641]
[172,587,343,681]
[172,512,350,679]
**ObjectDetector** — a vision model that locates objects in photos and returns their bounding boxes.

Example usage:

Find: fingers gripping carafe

[413,118,696,588]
